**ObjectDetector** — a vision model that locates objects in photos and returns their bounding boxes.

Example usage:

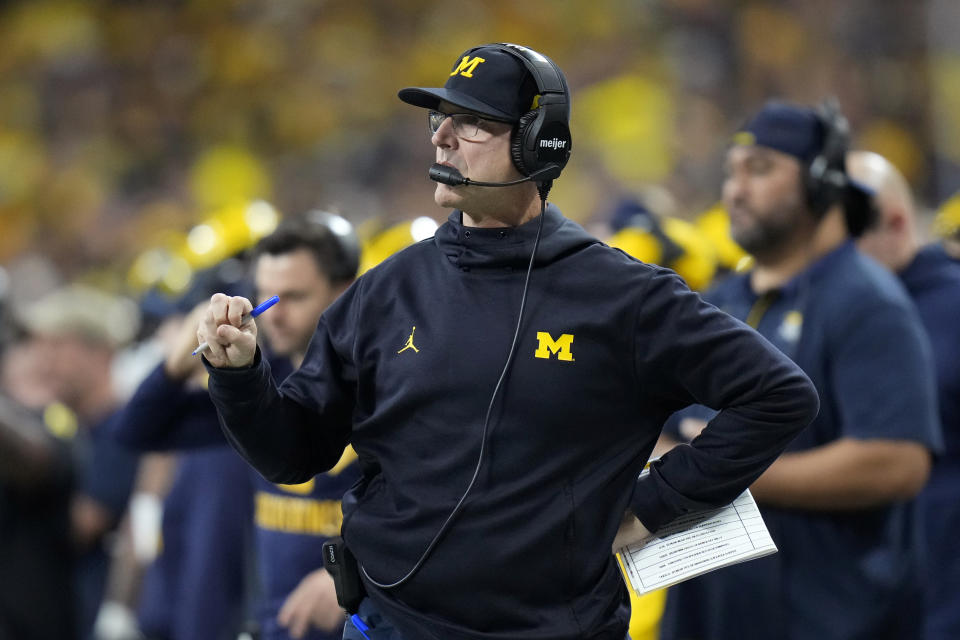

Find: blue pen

[191,295,280,356]
[350,614,373,640]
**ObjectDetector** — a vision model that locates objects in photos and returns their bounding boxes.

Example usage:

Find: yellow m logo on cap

[535,332,575,362]
[450,55,486,78]
[731,131,756,147]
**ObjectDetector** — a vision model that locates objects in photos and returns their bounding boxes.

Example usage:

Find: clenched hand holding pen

[194,294,279,365]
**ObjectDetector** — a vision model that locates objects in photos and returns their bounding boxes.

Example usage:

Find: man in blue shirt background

[112,213,361,640]
[852,150,960,640]
[658,101,942,640]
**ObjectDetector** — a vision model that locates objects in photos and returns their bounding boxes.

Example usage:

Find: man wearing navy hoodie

[196,43,819,640]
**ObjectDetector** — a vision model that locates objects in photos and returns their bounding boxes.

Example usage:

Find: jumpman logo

[397,326,420,354]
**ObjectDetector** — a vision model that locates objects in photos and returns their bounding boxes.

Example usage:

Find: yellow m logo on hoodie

[535,332,574,362]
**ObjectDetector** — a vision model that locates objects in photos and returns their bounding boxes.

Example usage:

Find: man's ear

[887,207,908,232]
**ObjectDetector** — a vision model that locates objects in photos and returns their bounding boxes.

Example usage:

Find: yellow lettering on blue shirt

[255,493,344,536]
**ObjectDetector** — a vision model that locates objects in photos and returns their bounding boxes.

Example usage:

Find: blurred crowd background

[4,1,960,639]
[3,0,960,319]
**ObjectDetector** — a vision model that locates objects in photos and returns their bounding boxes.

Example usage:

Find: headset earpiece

[806,99,850,217]
[303,209,361,283]
[489,43,572,180]
[511,110,541,176]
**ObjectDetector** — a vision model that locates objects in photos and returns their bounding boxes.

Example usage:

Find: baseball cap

[732,101,827,165]
[398,44,540,122]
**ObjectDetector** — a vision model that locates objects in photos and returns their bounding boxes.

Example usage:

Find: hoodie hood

[434,204,599,271]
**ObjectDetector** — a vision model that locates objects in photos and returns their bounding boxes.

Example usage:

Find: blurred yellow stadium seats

[934,191,960,239]
[358,216,439,275]
[126,200,279,297]
[608,215,718,291]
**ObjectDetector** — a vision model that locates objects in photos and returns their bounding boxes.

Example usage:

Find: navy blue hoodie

[206,205,818,640]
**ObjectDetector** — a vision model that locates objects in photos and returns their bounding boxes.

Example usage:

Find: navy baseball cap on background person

[398,44,541,122]
[731,101,827,165]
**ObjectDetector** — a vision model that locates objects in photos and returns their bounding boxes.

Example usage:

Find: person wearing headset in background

[111,214,361,640]
[657,102,942,640]
[195,43,819,640]
[851,150,960,640]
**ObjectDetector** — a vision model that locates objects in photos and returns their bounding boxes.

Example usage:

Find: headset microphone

[429,163,561,188]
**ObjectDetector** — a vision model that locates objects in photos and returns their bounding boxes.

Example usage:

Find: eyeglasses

[427,111,498,141]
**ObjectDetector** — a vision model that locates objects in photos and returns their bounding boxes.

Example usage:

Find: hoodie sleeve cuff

[629,456,719,533]
[201,348,271,402]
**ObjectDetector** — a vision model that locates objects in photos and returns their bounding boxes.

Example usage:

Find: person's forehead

[726,144,801,167]
[255,248,326,285]
[437,100,508,123]
[34,332,102,351]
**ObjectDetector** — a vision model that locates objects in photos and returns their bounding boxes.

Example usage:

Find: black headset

[476,43,573,180]
[258,211,360,286]
[303,209,361,283]
[805,98,851,217]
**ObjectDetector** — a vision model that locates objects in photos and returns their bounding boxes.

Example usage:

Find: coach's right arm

[199,293,353,484]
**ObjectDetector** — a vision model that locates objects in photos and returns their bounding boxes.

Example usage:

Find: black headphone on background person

[257,211,360,285]
[804,98,877,236]
[303,209,361,283]
[806,98,851,217]
[484,42,573,181]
